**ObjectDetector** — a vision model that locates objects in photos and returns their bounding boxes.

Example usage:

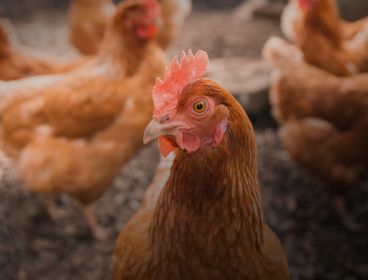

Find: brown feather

[283,0,368,76]
[0,0,167,207]
[112,79,288,279]
[0,24,81,81]
[265,36,368,191]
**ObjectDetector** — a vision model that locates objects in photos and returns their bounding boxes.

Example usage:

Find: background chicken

[69,0,116,55]
[263,36,368,231]
[0,20,79,81]
[0,0,167,240]
[281,0,368,76]
[112,50,288,279]
[68,0,191,55]
[282,0,368,42]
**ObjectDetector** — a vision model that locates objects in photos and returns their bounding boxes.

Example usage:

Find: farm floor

[0,2,367,280]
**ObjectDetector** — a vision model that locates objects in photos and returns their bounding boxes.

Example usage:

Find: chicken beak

[143,119,165,144]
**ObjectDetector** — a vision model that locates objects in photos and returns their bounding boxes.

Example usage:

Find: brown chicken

[0,23,79,81]
[0,0,167,240]
[69,0,116,55]
[263,36,368,231]
[281,0,368,76]
[282,0,368,41]
[112,50,288,279]
[69,0,191,54]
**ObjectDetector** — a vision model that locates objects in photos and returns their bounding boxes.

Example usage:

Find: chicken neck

[97,28,154,78]
[302,0,342,47]
[149,104,265,262]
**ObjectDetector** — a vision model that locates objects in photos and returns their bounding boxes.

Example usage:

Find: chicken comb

[153,50,209,119]
[298,0,315,10]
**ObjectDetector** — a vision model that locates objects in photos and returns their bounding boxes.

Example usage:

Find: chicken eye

[192,100,208,115]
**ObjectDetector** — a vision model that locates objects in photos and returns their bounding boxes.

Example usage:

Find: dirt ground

[0,1,367,280]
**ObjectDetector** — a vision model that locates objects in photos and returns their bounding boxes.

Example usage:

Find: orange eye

[192,100,208,115]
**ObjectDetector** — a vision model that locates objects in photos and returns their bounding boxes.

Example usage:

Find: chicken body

[69,0,116,55]
[264,37,368,230]
[0,0,167,239]
[281,0,368,76]
[112,74,288,278]
[3,49,166,202]
[0,23,80,81]
[280,117,368,191]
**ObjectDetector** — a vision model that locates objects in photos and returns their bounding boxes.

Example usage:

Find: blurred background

[0,0,367,279]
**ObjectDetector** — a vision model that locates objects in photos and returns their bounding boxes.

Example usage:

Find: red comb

[298,0,315,10]
[153,50,209,119]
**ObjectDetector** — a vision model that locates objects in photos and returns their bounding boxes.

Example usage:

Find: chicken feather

[281,0,368,76]
[0,0,167,239]
[264,36,368,230]
[0,21,81,81]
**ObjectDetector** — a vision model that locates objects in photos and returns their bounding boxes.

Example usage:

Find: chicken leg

[44,195,67,220]
[334,197,363,232]
[81,205,109,241]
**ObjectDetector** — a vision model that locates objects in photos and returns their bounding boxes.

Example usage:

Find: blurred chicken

[0,0,167,240]
[0,22,80,81]
[69,0,116,55]
[112,50,288,279]
[282,0,368,41]
[156,0,192,50]
[281,0,368,76]
[264,37,368,231]
[69,0,191,54]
